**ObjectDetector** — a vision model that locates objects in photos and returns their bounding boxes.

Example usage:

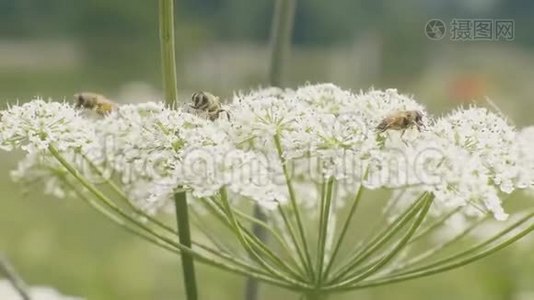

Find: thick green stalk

[269,0,297,86]
[159,0,178,106]
[175,192,198,300]
[245,205,269,300]
[159,0,197,298]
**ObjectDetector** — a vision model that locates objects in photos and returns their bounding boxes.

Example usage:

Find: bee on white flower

[74,92,117,116]
[376,110,425,136]
[190,91,230,121]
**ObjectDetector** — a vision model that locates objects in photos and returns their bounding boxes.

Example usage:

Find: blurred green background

[1,0,534,299]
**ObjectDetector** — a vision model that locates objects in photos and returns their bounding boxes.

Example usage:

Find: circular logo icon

[425,19,446,40]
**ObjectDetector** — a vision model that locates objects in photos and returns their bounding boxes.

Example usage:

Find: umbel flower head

[1,84,533,295]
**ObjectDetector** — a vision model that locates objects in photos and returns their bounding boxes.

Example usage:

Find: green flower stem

[232,207,307,274]
[190,220,269,277]
[80,153,178,236]
[218,189,311,288]
[190,208,235,254]
[193,241,272,278]
[277,204,315,278]
[159,0,178,106]
[328,193,428,283]
[382,189,407,217]
[316,177,334,284]
[82,154,272,282]
[174,192,198,300]
[0,254,31,300]
[55,148,302,290]
[80,153,138,212]
[388,215,488,273]
[327,195,433,289]
[64,177,183,255]
[191,207,288,279]
[321,183,365,280]
[274,133,315,279]
[67,181,299,291]
[344,217,534,291]
[269,0,297,86]
[408,206,462,244]
[52,147,190,256]
[201,197,304,282]
[204,195,294,281]
[63,176,243,284]
[243,225,307,282]
[389,211,534,278]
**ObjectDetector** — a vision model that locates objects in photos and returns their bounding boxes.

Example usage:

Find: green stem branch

[322,183,365,280]
[55,148,300,290]
[343,217,534,291]
[316,178,334,283]
[329,193,428,283]
[274,133,315,279]
[328,195,433,288]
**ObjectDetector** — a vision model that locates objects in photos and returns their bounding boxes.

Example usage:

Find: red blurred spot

[448,75,487,103]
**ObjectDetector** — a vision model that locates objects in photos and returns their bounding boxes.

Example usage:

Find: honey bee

[74,92,116,116]
[190,91,229,121]
[376,110,425,137]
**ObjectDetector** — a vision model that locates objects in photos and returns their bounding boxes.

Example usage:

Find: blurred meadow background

[1,0,534,299]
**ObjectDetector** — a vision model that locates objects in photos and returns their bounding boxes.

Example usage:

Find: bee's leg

[400,129,410,146]
[216,109,231,121]
[416,124,423,132]
[222,109,231,121]
[400,129,406,139]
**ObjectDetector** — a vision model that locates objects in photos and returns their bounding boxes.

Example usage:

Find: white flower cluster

[0,99,95,152]
[1,85,533,220]
[0,100,97,198]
